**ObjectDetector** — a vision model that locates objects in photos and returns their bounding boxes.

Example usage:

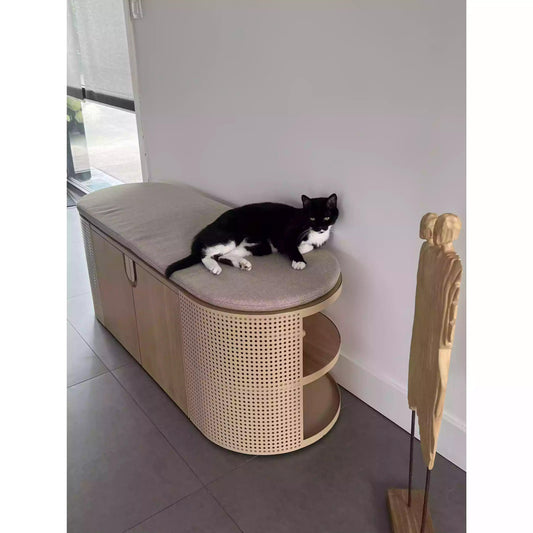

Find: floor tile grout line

[67,319,117,374]
[66,317,136,374]
[67,370,110,389]
[67,290,91,301]
[67,319,112,371]
[120,486,206,533]
[111,360,138,371]
[108,369,205,488]
[204,484,245,533]
[66,289,92,300]
[204,454,258,487]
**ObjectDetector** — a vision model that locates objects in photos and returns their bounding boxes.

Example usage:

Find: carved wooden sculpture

[388,213,463,533]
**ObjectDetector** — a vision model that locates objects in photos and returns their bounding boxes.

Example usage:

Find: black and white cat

[164,193,338,277]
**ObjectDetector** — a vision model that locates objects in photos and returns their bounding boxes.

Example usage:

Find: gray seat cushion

[77,182,228,275]
[171,249,340,312]
[78,182,341,312]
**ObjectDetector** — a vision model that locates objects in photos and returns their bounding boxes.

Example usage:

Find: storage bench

[78,182,343,455]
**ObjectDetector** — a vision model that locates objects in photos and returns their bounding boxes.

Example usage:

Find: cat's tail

[165,254,201,278]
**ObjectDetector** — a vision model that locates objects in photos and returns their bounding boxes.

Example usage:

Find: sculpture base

[387,489,434,533]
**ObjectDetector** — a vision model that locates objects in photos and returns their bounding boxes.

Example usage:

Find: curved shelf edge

[298,276,343,318]
[302,352,340,386]
[173,273,343,318]
[302,313,341,386]
[301,374,341,447]
[301,401,340,449]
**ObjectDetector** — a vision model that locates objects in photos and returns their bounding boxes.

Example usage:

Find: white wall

[129,0,466,468]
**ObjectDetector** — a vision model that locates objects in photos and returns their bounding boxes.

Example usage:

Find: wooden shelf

[302,313,341,385]
[302,373,341,444]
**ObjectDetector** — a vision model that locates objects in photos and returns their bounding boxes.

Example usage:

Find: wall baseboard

[330,354,466,471]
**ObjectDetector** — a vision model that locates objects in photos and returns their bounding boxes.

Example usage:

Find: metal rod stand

[420,467,431,533]
[408,410,415,507]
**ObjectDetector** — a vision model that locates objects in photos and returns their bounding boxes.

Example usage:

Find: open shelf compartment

[302,312,341,385]
[302,373,341,445]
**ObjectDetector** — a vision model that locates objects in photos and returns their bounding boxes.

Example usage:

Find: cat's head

[301,194,339,233]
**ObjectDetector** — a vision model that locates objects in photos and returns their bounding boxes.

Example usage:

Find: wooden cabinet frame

[81,217,343,454]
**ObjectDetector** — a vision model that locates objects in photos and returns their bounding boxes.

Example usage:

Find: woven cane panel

[178,291,304,455]
[80,219,104,321]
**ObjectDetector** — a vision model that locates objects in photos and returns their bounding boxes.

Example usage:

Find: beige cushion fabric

[77,182,341,312]
[77,182,228,275]
[171,249,340,312]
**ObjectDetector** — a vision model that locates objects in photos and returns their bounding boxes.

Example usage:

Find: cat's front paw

[292,260,306,270]
[210,263,222,275]
[239,259,252,271]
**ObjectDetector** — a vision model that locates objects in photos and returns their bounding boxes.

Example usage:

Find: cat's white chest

[298,226,331,254]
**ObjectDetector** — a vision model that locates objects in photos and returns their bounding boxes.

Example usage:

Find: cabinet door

[91,230,141,362]
[133,264,188,414]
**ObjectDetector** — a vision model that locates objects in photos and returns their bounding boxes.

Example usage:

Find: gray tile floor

[67,207,466,533]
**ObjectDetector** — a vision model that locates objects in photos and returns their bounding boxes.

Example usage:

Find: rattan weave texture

[179,290,305,454]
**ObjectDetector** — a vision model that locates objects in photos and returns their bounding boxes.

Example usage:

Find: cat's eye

[324,217,330,221]
[310,217,316,221]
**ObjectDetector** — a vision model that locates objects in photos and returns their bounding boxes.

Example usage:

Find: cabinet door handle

[130,259,137,287]
[123,255,137,287]
[123,255,132,283]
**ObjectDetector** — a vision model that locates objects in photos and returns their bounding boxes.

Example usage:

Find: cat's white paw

[239,259,252,271]
[298,243,314,254]
[292,260,306,270]
[210,263,222,275]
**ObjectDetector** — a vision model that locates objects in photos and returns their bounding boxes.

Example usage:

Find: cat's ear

[327,193,337,208]
[301,195,311,208]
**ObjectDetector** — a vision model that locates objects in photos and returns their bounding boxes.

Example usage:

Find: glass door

[67,0,143,198]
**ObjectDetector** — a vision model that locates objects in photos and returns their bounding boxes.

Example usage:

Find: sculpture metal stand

[388,213,463,533]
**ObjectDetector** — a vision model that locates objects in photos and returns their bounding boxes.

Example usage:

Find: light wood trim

[90,229,141,362]
[302,373,341,443]
[302,313,341,385]
[387,489,434,533]
[133,264,188,414]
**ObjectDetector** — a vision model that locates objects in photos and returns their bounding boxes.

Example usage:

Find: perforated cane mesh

[80,219,104,321]
[178,291,304,455]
